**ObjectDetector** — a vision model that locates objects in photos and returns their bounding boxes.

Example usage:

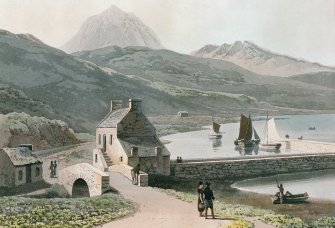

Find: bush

[46,183,69,198]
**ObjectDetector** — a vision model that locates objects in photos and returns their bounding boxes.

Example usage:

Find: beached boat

[259,115,281,151]
[209,117,222,139]
[272,192,309,204]
[234,114,257,147]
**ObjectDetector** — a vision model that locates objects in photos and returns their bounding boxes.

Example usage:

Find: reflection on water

[211,139,222,152]
[232,170,335,201]
[235,144,260,156]
[161,114,335,159]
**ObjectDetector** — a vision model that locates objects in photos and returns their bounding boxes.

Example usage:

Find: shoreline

[154,113,335,222]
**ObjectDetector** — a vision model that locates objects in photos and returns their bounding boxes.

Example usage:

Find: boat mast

[266,110,269,144]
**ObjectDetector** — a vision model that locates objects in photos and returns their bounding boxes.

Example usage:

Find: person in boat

[277,183,293,204]
[197,181,205,216]
[203,182,215,219]
[277,183,285,204]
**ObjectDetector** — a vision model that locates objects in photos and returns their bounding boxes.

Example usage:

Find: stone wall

[171,153,335,180]
[14,166,27,186]
[30,163,43,183]
[109,164,148,186]
[0,150,15,187]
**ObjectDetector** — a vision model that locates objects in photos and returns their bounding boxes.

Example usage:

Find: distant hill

[61,5,163,53]
[290,72,335,89]
[74,45,335,111]
[191,41,335,77]
[0,29,275,132]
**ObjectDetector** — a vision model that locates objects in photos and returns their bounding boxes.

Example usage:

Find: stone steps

[102,151,113,166]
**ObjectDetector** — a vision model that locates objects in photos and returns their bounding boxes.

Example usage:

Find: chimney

[155,147,162,156]
[131,147,138,156]
[128,98,142,112]
[110,100,123,112]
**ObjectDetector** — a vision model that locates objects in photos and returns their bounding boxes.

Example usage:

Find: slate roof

[3,147,41,166]
[97,108,129,128]
[119,136,170,157]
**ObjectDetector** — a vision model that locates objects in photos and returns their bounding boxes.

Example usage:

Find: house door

[103,134,106,152]
[26,165,32,183]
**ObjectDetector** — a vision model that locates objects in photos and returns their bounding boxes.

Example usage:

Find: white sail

[264,117,282,142]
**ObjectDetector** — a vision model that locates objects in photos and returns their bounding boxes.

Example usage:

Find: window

[110,135,113,145]
[18,170,23,181]
[95,154,98,163]
[35,167,40,177]
[98,134,101,145]
[120,156,123,162]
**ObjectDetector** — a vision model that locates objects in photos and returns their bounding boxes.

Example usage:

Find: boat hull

[272,192,309,204]
[209,134,222,139]
[260,143,281,151]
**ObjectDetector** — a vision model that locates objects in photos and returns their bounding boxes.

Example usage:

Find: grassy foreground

[161,189,335,228]
[0,194,134,227]
[149,175,335,228]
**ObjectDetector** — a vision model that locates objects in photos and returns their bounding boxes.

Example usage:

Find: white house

[93,99,170,175]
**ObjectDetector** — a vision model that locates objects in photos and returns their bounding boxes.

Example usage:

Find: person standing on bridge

[54,160,58,177]
[49,161,54,178]
[131,164,141,185]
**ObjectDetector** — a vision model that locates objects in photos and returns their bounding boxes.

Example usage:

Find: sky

[0,0,334,66]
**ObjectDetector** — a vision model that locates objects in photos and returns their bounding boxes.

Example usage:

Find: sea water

[161,114,335,159]
[161,113,335,200]
[231,170,335,200]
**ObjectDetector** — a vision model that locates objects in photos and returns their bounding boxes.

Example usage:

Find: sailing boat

[209,117,222,139]
[253,128,261,145]
[234,114,255,147]
[260,114,282,151]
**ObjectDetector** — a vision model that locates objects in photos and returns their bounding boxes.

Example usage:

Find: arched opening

[72,178,90,197]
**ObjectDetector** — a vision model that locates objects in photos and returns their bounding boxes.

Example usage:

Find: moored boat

[209,117,222,139]
[259,114,281,151]
[234,114,256,147]
[272,192,309,204]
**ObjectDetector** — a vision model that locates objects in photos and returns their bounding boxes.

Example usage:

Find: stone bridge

[59,163,110,197]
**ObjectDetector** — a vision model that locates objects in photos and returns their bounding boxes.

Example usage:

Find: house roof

[3,147,41,166]
[97,108,129,128]
[119,136,170,157]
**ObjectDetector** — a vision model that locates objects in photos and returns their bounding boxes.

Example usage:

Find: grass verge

[0,193,135,227]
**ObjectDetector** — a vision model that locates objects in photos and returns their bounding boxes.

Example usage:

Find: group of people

[49,160,58,178]
[197,181,215,219]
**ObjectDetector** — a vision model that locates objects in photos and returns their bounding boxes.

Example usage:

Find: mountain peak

[192,41,335,77]
[61,6,163,53]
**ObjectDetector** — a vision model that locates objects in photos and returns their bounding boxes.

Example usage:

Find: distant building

[177,111,189,117]
[0,146,43,188]
[93,99,170,175]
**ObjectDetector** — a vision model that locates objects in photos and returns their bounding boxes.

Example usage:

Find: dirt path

[103,172,274,228]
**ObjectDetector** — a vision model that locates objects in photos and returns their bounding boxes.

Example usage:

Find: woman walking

[197,181,205,216]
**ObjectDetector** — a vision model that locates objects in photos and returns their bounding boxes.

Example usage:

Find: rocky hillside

[74,45,335,112]
[191,41,334,77]
[61,5,163,53]
[0,112,80,150]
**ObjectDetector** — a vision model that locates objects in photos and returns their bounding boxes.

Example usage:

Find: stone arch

[59,163,110,197]
[68,173,94,197]
[72,178,90,197]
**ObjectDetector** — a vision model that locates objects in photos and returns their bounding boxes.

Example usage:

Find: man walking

[203,182,215,219]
